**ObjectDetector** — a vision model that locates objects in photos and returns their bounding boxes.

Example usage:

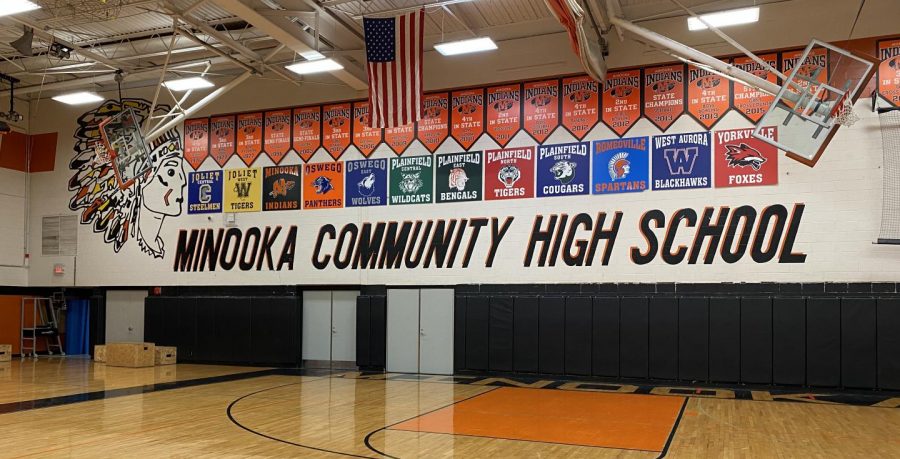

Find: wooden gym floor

[1,358,899,458]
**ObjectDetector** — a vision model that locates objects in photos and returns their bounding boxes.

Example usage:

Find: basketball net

[831,95,860,126]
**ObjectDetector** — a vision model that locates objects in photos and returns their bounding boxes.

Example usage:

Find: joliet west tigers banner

[264,110,292,164]
[878,38,900,108]
[236,112,263,166]
[687,64,730,129]
[292,106,321,162]
[183,118,209,169]
[732,53,778,123]
[602,69,641,137]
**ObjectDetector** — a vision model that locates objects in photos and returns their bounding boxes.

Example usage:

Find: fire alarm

[53,264,65,275]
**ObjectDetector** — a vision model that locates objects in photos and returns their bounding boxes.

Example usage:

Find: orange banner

[183,118,209,170]
[687,64,731,129]
[292,106,321,162]
[209,115,235,167]
[322,103,352,160]
[522,79,560,143]
[385,123,416,155]
[878,38,900,108]
[642,64,684,131]
[264,110,291,164]
[732,53,778,123]
[451,88,485,150]
[601,69,641,136]
[781,48,828,108]
[417,92,449,153]
[486,84,521,147]
[236,112,263,166]
[561,75,599,139]
[352,101,382,157]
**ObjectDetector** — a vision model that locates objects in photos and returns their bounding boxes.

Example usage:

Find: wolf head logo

[725,143,767,171]
[357,172,376,196]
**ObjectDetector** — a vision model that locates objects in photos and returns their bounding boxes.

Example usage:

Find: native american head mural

[68,99,186,259]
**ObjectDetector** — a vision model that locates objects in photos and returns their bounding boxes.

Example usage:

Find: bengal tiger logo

[725,143,767,170]
[609,86,633,98]
[448,167,469,191]
[696,75,720,89]
[268,178,296,198]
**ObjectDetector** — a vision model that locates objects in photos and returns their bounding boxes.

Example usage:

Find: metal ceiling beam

[8,16,133,71]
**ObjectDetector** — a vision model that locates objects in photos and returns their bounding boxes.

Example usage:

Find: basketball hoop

[831,94,860,126]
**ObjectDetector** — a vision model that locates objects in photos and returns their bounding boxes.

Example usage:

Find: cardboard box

[0,344,11,362]
[94,345,106,363]
[106,342,155,368]
[154,346,177,365]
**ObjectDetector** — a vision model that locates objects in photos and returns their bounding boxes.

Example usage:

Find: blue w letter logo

[663,147,698,175]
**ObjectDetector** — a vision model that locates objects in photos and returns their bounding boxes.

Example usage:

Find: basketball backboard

[98,108,152,189]
[752,39,880,166]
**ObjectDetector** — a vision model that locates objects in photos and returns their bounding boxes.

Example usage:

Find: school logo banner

[384,123,416,155]
[352,101,382,157]
[346,158,388,207]
[264,110,292,164]
[561,75,599,140]
[263,165,301,211]
[536,141,589,198]
[389,156,433,205]
[209,115,236,167]
[236,112,263,166]
[224,167,262,212]
[486,84,521,147]
[522,79,560,143]
[782,48,829,108]
[451,88,485,150]
[592,137,649,195]
[417,92,450,152]
[184,118,209,170]
[733,53,778,123]
[878,39,900,108]
[687,64,730,129]
[303,162,344,209]
[292,106,321,162]
[484,146,535,201]
[436,151,483,203]
[187,170,222,214]
[652,132,711,191]
[643,64,685,131]
[602,69,641,137]
[714,127,778,188]
[322,103,352,160]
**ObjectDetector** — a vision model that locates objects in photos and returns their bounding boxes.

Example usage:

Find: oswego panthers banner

[561,75,599,140]
[451,88,485,150]
[602,69,641,137]
[292,106,322,162]
[485,84,521,147]
[264,110,292,164]
[687,64,730,129]
[522,79,560,143]
[183,118,209,170]
[303,162,344,209]
[417,92,450,152]
[732,53,778,123]
[643,64,685,131]
[878,38,900,108]
[236,112,263,166]
[322,103,352,160]
[209,115,236,167]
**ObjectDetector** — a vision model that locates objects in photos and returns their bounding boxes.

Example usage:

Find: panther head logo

[313,176,333,194]
[498,165,520,189]
[399,172,422,194]
[725,143,767,171]
[550,160,577,184]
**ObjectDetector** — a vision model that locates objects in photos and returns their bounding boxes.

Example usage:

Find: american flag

[363,9,424,129]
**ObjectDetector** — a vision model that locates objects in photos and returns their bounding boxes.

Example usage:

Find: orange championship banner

[352,101,382,157]
[485,84,521,147]
[264,110,292,164]
[236,112,263,166]
[561,75,599,140]
[878,38,900,108]
[781,48,828,108]
[292,106,321,162]
[732,53,779,123]
[451,88,485,150]
[642,64,684,131]
[687,63,731,129]
[322,103,352,160]
[183,118,209,170]
[522,79,560,143]
[601,69,641,137]
[303,162,344,209]
[417,92,450,152]
[384,123,416,155]
[209,115,236,167]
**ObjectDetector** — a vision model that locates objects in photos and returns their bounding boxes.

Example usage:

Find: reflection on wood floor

[1,359,899,458]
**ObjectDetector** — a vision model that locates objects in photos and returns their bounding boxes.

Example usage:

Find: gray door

[331,290,359,366]
[302,291,332,364]
[419,289,454,375]
[105,290,147,343]
[386,289,420,373]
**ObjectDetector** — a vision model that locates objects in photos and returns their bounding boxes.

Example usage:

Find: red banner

[732,53,779,123]
[417,92,449,153]
[878,38,900,108]
[781,48,828,108]
[687,64,730,129]
[642,64,684,131]
[322,103,351,160]
[601,69,641,136]
[352,101,382,157]
[209,115,235,167]
[264,110,291,164]
[451,88,485,150]
[236,112,263,166]
[485,84,521,147]
[522,79,560,143]
[561,75,599,139]
[292,106,321,162]
[385,123,416,155]
[183,118,209,170]
[714,126,778,188]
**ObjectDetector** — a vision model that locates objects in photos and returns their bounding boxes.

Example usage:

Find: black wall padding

[709,297,740,382]
[564,297,592,375]
[195,298,219,362]
[143,296,165,345]
[678,297,708,382]
[740,297,772,384]
[539,296,565,374]
[592,297,619,377]
[649,297,678,380]
[841,297,877,388]
[218,298,253,363]
[251,297,299,365]
[806,297,841,386]
[513,296,539,373]
[356,296,371,367]
[877,298,900,390]
[619,297,649,378]
[489,296,514,372]
[370,296,386,369]
[465,296,490,371]
[772,297,805,385]
[454,296,467,371]
[175,298,197,360]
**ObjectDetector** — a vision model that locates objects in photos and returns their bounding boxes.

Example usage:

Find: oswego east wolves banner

[264,110,292,164]
[687,64,730,129]
[602,69,641,137]
[592,137,648,195]
[486,84,521,147]
[292,106,321,162]
[224,167,262,212]
[643,64,685,131]
[236,112,263,166]
[322,103,352,160]
[522,79,560,143]
[484,146,535,201]
[878,38,900,108]
[561,75,599,140]
[652,132,711,191]
[451,88,485,150]
[209,115,235,167]
[732,53,778,123]
[346,158,388,207]
[352,101,382,157]
[436,151,482,203]
[417,92,450,152]
[263,165,300,211]
[714,127,778,188]
[782,48,828,107]
[303,162,344,209]
[390,155,433,205]
[384,123,415,155]
[184,118,209,169]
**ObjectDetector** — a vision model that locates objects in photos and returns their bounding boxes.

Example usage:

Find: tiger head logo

[448,167,469,191]
[399,172,423,194]
[498,165,520,189]
[313,176,333,194]
[269,178,296,198]
[550,160,577,184]
[725,143,767,170]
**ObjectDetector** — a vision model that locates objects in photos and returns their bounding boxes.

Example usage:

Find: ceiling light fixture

[0,0,41,17]
[52,92,104,105]
[285,58,343,75]
[687,7,760,31]
[162,77,215,92]
[434,37,497,56]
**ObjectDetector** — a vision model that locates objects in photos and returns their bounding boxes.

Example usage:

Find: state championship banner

[209,115,236,167]
[484,146,535,201]
[322,103,352,160]
[352,101,382,157]
[537,141,589,197]
[390,155,433,205]
[303,162,344,209]
[732,53,779,123]
[436,151,483,203]
[292,106,322,162]
[224,167,262,212]
[643,64,685,131]
[687,64,730,129]
[652,132,711,191]
[187,170,223,214]
[878,38,900,107]
[236,112,263,166]
[592,137,649,195]
[714,127,778,188]
[561,75,599,140]
[184,118,210,170]
[346,158,388,207]
[486,84,522,147]
[451,88,485,150]
[602,69,641,137]
[782,48,829,107]
[417,92,450,152]
[263,165,300,211]
[264,110,292,164]
[384,123,415,155]
[522,79,560,143]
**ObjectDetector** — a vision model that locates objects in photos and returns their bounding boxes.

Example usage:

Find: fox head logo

[725,143,767,171]
[268,178,295,198]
